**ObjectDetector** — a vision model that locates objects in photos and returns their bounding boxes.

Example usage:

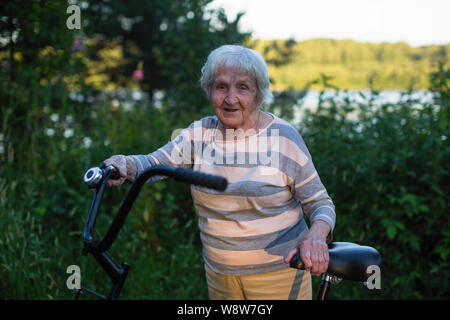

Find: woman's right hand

[103,155,130,187]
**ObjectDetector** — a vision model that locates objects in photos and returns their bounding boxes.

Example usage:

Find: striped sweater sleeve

[288,131,336,241]
[129,122,196,182]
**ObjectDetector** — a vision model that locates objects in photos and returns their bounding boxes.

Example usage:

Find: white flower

[82,137,92,148]
[50,114,59,122]
[46,128,55,137]
[64,128,74,138]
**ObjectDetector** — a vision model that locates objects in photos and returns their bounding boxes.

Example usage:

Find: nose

[224,88,238,105]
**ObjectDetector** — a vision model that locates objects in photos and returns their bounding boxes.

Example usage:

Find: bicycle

[75,163,382,300]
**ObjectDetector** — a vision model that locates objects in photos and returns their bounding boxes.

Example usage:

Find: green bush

[299,71,449,299]
[0,98,208,299]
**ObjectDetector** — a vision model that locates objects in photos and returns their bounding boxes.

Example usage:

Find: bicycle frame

[75,164,227,300]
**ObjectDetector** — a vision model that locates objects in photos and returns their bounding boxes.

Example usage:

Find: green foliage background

[0,0,449,300]
[253,39,450,90]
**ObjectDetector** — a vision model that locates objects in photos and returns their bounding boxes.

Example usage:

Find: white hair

[200,45,273,106]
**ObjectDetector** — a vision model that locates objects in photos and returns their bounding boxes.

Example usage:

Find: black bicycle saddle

[327,242,382,282]
[290,242,382,282]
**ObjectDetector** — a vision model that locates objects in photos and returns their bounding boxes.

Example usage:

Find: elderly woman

[104,45,336,300]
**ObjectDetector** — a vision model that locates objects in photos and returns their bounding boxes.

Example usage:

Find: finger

[284,248,298,263]
[324,250,330,271]
[317,241,328,270]
[311,249,321,275]
[319,247,328,273]
[319,252,327,274]
[104,157,124,172]
[116,164,127,178]
[107,177,124,187]
[300,247,312,271]
[103,159,113,167]
[104,161,126,180]
[107,180,117,187]
[313,241,328,275]
[110,164,125,178]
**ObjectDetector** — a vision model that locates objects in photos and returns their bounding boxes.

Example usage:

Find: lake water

[287,89,436,124]
[69,88,436,125]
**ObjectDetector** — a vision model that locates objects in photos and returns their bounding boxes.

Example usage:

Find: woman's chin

[219,116,241,129]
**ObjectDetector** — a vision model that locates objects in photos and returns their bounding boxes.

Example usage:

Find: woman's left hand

[285,220,331,276]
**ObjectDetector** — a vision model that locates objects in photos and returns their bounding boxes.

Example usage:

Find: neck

[219,110,266,141]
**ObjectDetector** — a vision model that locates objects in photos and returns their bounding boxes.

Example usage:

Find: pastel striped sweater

[131,111,336,276]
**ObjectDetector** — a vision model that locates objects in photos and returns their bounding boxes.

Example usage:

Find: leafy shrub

[299,67,449,299]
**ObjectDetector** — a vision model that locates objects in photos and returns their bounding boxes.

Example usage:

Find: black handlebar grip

[108,167,120,180]
[173,167,228,191]
[289,252,305,270]
[99,162,120,180]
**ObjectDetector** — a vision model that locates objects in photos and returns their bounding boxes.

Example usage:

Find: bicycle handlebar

[91,165,227,253]
[169,167,228,191]
[78,164,228,299]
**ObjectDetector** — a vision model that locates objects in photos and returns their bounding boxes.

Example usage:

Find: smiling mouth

[224,108,239,112]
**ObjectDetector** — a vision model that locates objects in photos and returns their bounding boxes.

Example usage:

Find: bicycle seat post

[317,272,331,300]
[316,273,342,300]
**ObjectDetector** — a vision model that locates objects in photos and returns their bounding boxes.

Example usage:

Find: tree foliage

[253,39,450,90]
[0,0,82,173]
[81,0,251,125]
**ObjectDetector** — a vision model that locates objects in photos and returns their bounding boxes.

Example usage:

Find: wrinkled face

[211,67,260,131]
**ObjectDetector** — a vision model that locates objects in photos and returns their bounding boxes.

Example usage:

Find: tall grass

[0,97,209,299]
[0,175,209,299]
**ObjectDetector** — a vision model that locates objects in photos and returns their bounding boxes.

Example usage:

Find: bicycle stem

[83,165,115,245]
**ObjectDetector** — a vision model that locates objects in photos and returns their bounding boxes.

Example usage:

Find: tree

[0,0,80,172]
[82,0,250,124]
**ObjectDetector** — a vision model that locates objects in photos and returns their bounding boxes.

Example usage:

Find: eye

[239,84,248,90]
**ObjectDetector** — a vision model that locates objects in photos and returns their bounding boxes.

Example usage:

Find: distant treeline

[251,39,450,90]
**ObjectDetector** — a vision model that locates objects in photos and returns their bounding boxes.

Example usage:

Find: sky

[207,0,450,47]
